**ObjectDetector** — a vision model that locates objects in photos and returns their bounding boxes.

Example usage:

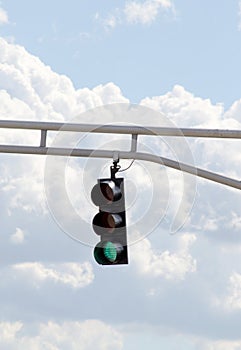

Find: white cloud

[1,36,241,245]
[0,320,123,350]
[0,157,47,215]
[197,339,241,350]
[221,272,241,310]
[96,0,174,29]
[0,38,129,215]
[228,211,241,230]
[0,38,128,122]
[12,262,94,289]
[10,227,25,244]
[0,322,23,342]
[124,0,172,25]
[0,7,8,25]
[2,35,241,344]
[92,83,128,104]
[1,36,241,243]
[102,12,121,29]
[131,234,196,280]
[141,84,224,128]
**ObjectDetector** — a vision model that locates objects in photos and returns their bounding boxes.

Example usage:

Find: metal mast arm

[0,120,241,138]
[0,120,240,190]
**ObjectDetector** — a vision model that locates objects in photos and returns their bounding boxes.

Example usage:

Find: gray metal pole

[0,120,241,138]
[0,120,240,190]
[0,145,240,190]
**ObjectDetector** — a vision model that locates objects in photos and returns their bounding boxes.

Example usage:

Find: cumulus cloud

[0,38,128,123]
[1,35,241,244]
[12,261,94,289]
[0,37,128,214]
[0,156,47,215]
[131,234,196,280]
[0,320,123,350]
[2,35,241,345]
[141,85,225,128]
[0,322,23,342]
[141,85,241,183]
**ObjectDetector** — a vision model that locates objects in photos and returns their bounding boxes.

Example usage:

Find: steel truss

[0,120,240,190]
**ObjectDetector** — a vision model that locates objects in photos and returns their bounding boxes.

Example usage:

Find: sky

[0,1,241,349]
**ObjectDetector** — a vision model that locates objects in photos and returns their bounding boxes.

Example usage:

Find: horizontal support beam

[0,144,240,190]
[0,120,241,138]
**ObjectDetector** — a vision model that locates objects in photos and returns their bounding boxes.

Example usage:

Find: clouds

[2,35,241,348]
[0,37,129,215]
[0,261,94,290]
[221,272,241,311]
[131,234,196,280]
[0,322,22,343]
[124,0,173,25]
[197,339,241,350]
[0,38,128,123]
[12,261,94,289]
[0,156,46,215]
[0,320,123,350]
[141,85,224,128]
[96,0,174,30]
[10,227,26,244]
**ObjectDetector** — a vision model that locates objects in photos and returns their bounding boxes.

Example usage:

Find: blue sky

[1,0,241,108]
[1,1,241,349]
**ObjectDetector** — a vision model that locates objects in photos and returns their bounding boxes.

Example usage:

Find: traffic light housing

[91,177,128,265]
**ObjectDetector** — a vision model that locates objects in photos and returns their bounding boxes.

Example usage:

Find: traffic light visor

[93,212,123,235]
[91,180,122,206]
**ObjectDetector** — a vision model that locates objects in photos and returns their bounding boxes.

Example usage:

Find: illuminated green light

[104,242,117,262]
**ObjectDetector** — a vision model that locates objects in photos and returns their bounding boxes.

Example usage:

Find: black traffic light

[91,176,128,265]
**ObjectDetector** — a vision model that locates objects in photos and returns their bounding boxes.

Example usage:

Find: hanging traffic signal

[91,176,128,265]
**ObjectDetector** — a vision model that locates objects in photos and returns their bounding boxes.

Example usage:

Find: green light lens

[103,242,117,262]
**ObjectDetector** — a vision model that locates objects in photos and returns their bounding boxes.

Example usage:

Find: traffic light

[91,176,128,265]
